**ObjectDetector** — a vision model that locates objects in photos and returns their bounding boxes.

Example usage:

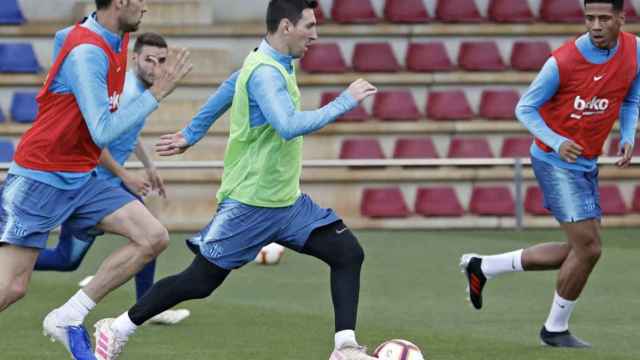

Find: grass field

[0,228,638,360]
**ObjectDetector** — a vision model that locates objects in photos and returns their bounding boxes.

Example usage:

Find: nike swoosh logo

[336,227,348,234]
[593,75,604,81]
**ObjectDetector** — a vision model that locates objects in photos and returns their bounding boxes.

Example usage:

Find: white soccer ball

[373,339,425,360]
[254,243,285,265]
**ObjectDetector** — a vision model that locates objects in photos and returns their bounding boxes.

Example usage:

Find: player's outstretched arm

[135,142,166,198]
[155,131,189,157]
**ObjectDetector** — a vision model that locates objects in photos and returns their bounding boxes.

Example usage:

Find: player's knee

[332,233,365,269]
[146,225,170,257]
[574,232,602,264]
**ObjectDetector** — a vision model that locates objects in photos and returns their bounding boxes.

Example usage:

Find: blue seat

[0,0,25,25]
[0,43,40,73]
[11,92,38,123]
[0,140,15,162]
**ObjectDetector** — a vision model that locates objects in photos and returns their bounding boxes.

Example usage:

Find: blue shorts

[0,174,137,249]
[531,157,601,223]
[188,193,339,269]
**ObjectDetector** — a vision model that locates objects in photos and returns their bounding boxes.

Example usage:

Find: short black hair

[266,0,318,34]
[584,0,624,11]
[95,0,112,10]
[134,32,168,53]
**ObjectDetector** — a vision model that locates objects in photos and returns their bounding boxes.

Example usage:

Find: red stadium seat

[405,42,454,72]
[373,91,421,121]
[479,89,520,120]
[435,0,484,22]
[314,3,326,24]
[458,41,506,71]
[599,185,627,215]
[393,138,439,159]
[331,0,379,23]
[488,0,535,23]
[511,41,552,71]
[607,137,640,156]
[320,92,369,122]
[300,43,348,73]
[361,187,410,218]
[352,42,400,73]
[426,90,474,121]
[500,137,532,158]
[340,138,385,159]
[625,0,640,22]
[469,186,515,216]
[415,187,464,217]
[524,186,549,215]
[632,186,640,212]
[447,137,493,158]
[384,0,430,23]
[540,0,584,23]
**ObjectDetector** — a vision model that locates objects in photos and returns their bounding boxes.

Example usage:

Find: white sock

[544,291,576,332]
[334,329,358,350]
[112,312,138,338]
[480,249,524,279]
[57,290,96,325]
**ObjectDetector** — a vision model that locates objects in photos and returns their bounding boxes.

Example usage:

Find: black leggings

[128,220,364,332]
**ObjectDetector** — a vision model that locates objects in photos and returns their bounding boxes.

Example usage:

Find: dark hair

[584,0,624,11]
[134,32,168,53]
[266,0,318,34]
[95,0,112,10]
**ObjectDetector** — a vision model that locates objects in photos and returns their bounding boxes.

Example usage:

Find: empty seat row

[0,0,25,25]
[0,43,40,73]
[322,89,519,122]
[362,184,634,218]
[301,41,551,74]
[325,0,638,24]
[340,137,533,159]
[0,92,37,123]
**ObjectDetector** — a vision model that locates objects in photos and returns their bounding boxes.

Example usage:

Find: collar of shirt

[258,39,294,73]
[576,32,619,63]
[82,12,123,53]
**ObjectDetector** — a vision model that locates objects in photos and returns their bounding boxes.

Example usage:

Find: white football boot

[94,318,128,360]
[148,309,191,325]
[330,345,377,360]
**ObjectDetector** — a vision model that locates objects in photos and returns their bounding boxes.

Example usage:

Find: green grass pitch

[1,229,638,359]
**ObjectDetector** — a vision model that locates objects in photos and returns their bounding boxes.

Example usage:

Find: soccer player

[460,0,640,348]
[93,0,379,359]
[0,0,191,358]
[33,32,189,326]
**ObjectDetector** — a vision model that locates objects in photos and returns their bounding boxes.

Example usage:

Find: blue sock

[35,226,93,271]
[135,259,156,300]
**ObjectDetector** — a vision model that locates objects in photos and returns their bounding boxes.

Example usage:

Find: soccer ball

[254,243,285,265]
[373,339,425,360]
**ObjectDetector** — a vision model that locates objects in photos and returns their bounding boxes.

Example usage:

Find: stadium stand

[384,0,430,23]
[300,43,348,73]
[435,0,484,22]
[488,0,535,23]
[633,186,640,212]
[469,186,515,216]
[0,43,40,73]
[458,41,506,71]
[393,138,439,159]
[314,3,326,25]
[447,137,493,158]
[10,92,38,123]
[540,0,584,23]
[415,187,464,217]
[426,90,474,120]
[405,42,454,72]
[331,0,379,24]
[599,185,627,215]
[320,92,369,122]
[524,186,549,215]
[352,42,401,73]
[0,139,14,162]
[479,89,520,120]
[500,137,533,158]
[0,0,25,25]
[625,0,640,21]
[340,138,386,159]
[372,91,421,121]
[510,41,552,71]
[361,187,410,218]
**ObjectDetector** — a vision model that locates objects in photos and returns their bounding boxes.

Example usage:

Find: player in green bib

[94,1,378,359]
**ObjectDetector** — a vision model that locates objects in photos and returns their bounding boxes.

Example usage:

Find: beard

[119,18,141,33]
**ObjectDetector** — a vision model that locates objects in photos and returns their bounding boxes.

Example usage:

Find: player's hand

[145,167,167,199]
[156,132,190,156]
[346,78,377,102]
[149,48,193,102]
[558,140,583,163]
[123,172,152,197]
[616,142,634,168]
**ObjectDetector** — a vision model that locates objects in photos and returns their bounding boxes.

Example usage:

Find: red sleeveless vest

[535,32,637,158]
[14,24,129,172]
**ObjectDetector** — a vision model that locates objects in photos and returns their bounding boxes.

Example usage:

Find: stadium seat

[393,138,439,159]
[458,41,506,71]
[384,0,430,23]
[479,89,520,120]
[469,186,515,216]
[540,0,584,23]
[510,41,552,71]
[500,137,532,158]
[361,187,410,218]
[599,185,627,215]
[11,92,38,123]
[340,138,385,159]
[426,90,474,120]
[352,43,400,73]
[447,137,493,158]
[415,187,464,217]
[373,91,421,121]
[625,0,640,22]
[435,0,484,22]
[300,43,348,73]
[0,43,41,73]
[488,0,535,23]
[314,3,326,24]
[0,139,14,162]
[405,42,454,72]
[632,186,640,212]
[331,0,379,23]
[607,137,640,156]
[0,0,25,24]
[524,186,549,215]
[320,92,369,122]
